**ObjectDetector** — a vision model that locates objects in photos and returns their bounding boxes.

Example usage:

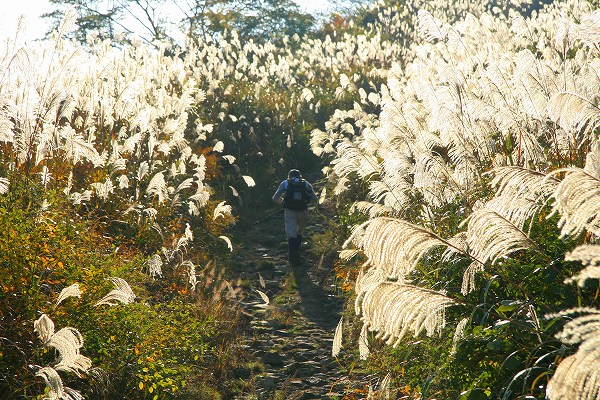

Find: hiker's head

[288,169,302,180]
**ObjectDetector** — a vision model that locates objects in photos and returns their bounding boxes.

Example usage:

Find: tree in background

[43,0,316,45]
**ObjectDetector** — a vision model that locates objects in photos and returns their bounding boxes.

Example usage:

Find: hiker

[272,169,318,263]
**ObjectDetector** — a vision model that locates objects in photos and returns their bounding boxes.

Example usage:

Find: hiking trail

[231,206,368,399]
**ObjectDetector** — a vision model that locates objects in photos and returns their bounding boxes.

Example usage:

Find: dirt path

[231,209,367,399]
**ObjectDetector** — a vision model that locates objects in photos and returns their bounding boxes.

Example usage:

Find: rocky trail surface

[231,208,369,399]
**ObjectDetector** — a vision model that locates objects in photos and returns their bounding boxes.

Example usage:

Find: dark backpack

[283,179,309,211]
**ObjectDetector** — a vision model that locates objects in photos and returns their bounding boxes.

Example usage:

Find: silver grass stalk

[565,245,600,287]
[586,141,600,178]
[379,372,392,399]
[461,261,485,295]
[0,177,9,194]
[48,327,90,375]
[484,195,547,234]
[464,208,537,266]
[255,290,270,307]
[488,166,558,209]
[344,217,456,280]
[242,175,256,187]
[55,284,82,308]
[94,277,136,307]
[36,366,83,400]
[145,254,163,278]
[357,282,455,347]
[34,314,55,344]
[550,168,600,237]
[179,260,197,290]
[417,10,448,42]
[451,318,469,356]
[332,317,343,357]
[219,235,233,251]
[573,10,600,47]
[146,171,169,204]
[351,201,394,218]
[34,315,91,377]
[566,245,600,265]
[359,323,370,361]
[547,91,600,137]
[546,308,600,400]
[213,201,232,220]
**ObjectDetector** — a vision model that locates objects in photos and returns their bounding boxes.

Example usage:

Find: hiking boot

[288,237,301,264]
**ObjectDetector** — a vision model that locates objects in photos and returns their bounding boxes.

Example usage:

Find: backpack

[283,179,309,211]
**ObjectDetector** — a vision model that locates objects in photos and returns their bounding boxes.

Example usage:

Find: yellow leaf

[138,382,144,390]
[148,386,154,393]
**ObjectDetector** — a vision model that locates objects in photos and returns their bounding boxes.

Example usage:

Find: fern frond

[94,277,136,307]
[550,168,600,237]
[55,284,82,308]
[357,282,455,346]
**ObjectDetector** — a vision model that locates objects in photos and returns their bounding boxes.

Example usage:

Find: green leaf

[458,388,490,400]
[493,320,511,329]
[496,300,521,313]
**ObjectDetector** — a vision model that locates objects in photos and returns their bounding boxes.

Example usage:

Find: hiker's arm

[272,181,286,204]
[306,182,318,205]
